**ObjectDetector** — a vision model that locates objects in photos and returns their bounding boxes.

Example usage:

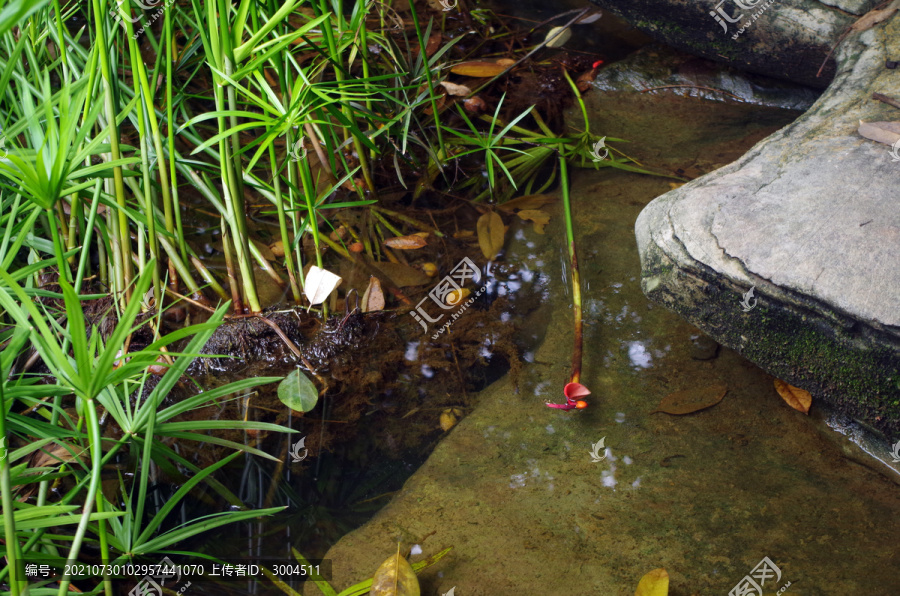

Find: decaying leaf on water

[516,208,550,234]
[439,80,472,96]
[304,266,342,306]
[450,61,508,78]
[650,383,728,415]
[384,234,428,250]
[857,120,900,146]
[544,26,571,48]
[369,546,420,596]
[635,568,669,596]
[362,276,385,312]
[773,379,812,414]
[476,211,505,260]
[497,194,554,233]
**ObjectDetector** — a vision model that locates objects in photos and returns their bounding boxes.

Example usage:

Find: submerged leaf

[544,26,571,48]
[651,384,727,415]
[277,368,319,413]
[635,568,669,596]
[385,235,428,250]
[476,211,505,260]
[516,209,550,234]
[439,81,472,96]
[577,11,603,24]
[369,549,420,596]
[304,266,342,305]
[773,379,812,414]
[375,262,433,287]
[450,61,508,77]
[497,194,556,212]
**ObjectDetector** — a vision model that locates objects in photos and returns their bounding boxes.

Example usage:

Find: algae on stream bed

[312,87,900,595]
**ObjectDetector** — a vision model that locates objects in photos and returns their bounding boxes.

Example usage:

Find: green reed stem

[558,156,582,384]
[91,0,133,301]
[0,382,21,596]
[404,4,445,158]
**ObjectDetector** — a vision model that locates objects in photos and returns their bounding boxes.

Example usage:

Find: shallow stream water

[309,40,900,596]
[175,10,900,596]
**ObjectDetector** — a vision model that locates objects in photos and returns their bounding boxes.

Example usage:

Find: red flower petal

[564,382,591,399]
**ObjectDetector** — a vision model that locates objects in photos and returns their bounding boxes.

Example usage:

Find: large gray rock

[635,21,900,437]
[589,0,880,88]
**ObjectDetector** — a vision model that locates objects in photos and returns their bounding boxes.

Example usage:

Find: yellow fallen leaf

[445,287,470,306]
[516,208,550,234]
[370,546,420,596]
[476,211,505,260]
[635,568,669,596]
[773,379,812,414]
[450,61,508,77]
[651,384,727,415]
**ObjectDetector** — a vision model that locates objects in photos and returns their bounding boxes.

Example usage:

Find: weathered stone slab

[635,23,900,437]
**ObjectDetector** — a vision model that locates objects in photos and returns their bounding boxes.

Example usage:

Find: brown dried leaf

[384,234,428,250]
[361,276,385,312]
[773,379,812,414]
[516,209,550,234]
[476,211,505,260]
[439,81,472,96]
[651,384,728,415]
[497,193,556,213]
[450,61,508,77]
[858,120,900,146]
[850,0,900,32]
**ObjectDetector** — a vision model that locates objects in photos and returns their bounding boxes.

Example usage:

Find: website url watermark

[409,256,485,338]
[110,0,175,40]
[709,0,777,39]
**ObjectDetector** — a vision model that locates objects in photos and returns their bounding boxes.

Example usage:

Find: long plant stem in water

[559,156,582,384]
